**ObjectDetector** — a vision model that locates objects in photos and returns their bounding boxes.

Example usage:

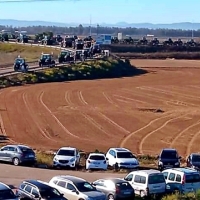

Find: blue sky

[0,0,200,24]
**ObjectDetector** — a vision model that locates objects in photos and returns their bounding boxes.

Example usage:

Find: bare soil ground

[0,59,200,158]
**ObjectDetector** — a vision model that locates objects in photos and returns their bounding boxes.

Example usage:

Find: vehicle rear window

[148,174,165,184]
[185,174,200,183]
[89,155,105,160]
[116,182,132,190]
[161,151,178,159]
[19,147,34,154]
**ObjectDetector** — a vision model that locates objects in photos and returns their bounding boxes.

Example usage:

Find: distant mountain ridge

[0,19,199,30]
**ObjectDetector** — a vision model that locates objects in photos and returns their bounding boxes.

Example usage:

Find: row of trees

[0,24,198,37]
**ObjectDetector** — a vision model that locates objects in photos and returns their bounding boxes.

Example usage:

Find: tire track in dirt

[170,119,200,148]
[138,86,200,106]
[39,91,81,139]
[186,129,200,156]
[120,112,174,148]
[102,92,120,108]
[122,89,190,107]
[65,91,112,137]
[139,113,189,154]
[77,90,130,136]
[22,92,56,142]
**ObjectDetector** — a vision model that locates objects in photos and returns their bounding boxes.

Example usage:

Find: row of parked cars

[1,144,200,171]
[2,167,200,200]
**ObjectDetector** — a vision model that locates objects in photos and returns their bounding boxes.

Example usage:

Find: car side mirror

[61,193,64,197]
[106,158,109,160]
[53,152,56,155]
[92,183,96,186]
[114,156,116,158]
[34,194,40,198]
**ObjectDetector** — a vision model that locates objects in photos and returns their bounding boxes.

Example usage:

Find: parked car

[124,169,166,198]
[0,182,19,200]
[186,153,200,170]
[92,178,135,200]
[162,167,200,194]
[0,144,36,166]
[16,180,67,200]
[53,147,80,169]
[86,153,108,170]
[105,148,139,169]
[13,57,29,72]
[49,175,106,200]
[58,50,73,63]
[157,148,181,171]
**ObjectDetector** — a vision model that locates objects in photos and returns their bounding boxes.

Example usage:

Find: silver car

[0,182,19,200]
[0,145,36,166]
[92,178,135,200]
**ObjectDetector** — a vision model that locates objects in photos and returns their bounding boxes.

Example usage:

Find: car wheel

[13,157,20,166]
[108,194,114,200]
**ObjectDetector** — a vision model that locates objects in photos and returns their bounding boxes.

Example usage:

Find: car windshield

[117,152,135,158]
[148,174,165,184]
[192,155,200,162]
[40,187,62,198]
[57,149,75,156]
[89,155,105,160]
[75,182,96,192]
[61,52,68,55]
[185,174,200,183]
[16,58,24,63]
[116,182,132,190]
[161,151,177,159]
[41,55,51,59]
[0,189,16,199]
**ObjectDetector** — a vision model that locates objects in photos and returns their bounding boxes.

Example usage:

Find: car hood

[54,155,74,160]
[82,191,105,198]
[117,158,139,164]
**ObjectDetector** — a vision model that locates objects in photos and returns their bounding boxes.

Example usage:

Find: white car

[49,175,106,200]
[105,148,139,169]
[86,153,108,170]
[53,147,80,169]
[124,169,166,198]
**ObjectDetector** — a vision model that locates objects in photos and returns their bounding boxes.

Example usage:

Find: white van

[163,167,200,193]
[124,169,166,197]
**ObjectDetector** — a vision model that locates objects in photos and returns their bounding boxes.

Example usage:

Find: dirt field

[1,59,200,157]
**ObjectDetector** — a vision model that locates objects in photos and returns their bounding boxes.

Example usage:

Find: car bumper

[86,164,107,170]
[119,164,139,169]
[53,161,76,168]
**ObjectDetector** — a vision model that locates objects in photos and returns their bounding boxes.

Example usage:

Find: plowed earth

[1,59,200,157]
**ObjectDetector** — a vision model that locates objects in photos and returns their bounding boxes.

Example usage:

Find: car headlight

[70,158,75,162]
[175,162,180,165]
[54,157,58,161]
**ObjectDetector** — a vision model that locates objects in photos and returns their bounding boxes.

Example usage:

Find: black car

[58,51,73,63]
[39,54,55,67]
[157,148,181,171]
[14,58,29,72]
[16,180,67,200]
[186,153,200,170]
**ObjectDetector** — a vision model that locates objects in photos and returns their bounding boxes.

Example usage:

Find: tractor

[39,53,55,67]
[13,57,29,72]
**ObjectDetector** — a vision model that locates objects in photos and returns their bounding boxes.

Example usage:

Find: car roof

[161,148,177,152]
[190,153,200,156]
[88,153,105,156]
[103,178,128,183]
[4,144,31,149]
[0,182,11,190]
[53,175,85,183]
[23,180,52,189]
[109,148,130,152]
[164,167,199,174]
[131,169,161,175]
[58,147,76,151]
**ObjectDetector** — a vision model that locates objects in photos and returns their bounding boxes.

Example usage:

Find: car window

[89,155,105,160]
[134,175,146,184]
[20,183,26,190]
[168,173,176,181]
[1,147,9,151]
[117,152,136,159]
[32,188,39,196]
[117,182,132,190]
[175,174,181,182]
[18,147,34,154]
[163,172,168,180]
[57,181,66,188]
[57,149,75,156]
[75,181,96,192]
[25,185,32,193]
[40,187,62,198]
[185,174,200,183]
[93,180,104,186]
[53,179,58,185]
[192,155,200,162]
[148,174,165,184]
[66,183,76,191]
[125,174,133,181]
[8,147,17,152]
[161,151,178,159]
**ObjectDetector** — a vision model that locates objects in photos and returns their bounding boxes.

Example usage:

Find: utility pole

[89,15,92,36]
